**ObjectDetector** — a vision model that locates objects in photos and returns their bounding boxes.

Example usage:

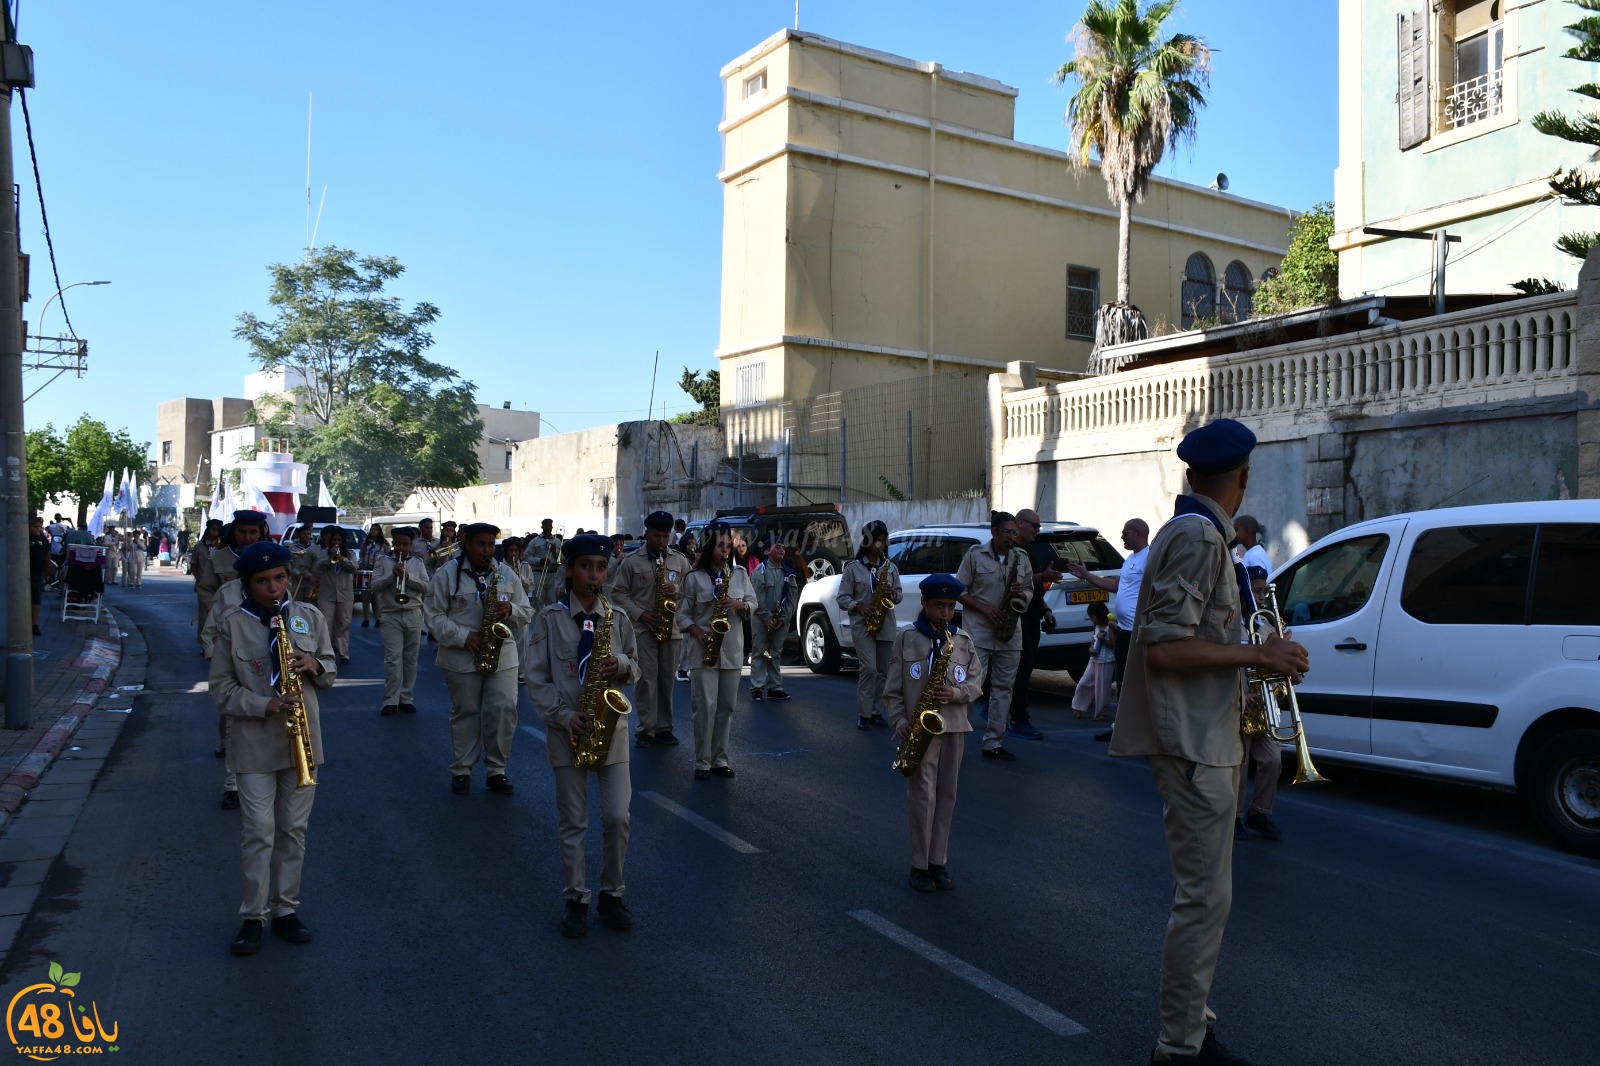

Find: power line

[17,87,76,339]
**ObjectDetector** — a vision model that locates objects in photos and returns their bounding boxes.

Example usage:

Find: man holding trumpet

[373,526,429,717]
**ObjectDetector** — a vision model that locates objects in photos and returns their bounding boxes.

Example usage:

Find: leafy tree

[1055,0,1211,362]
[1251,203,1338,316]
[671,368,721,427]
[28,417,148,526]
[1532,0,1600,259]
[24,424,69,514]
[234,247,482,509]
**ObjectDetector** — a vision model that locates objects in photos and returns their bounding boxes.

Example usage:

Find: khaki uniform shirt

[197,544,242,598]
[611,547,690,639]
[678,566,758,670]
[955,543,1034,651]
[524,597,641,768]
[836,558,903,639]
[372,552,428,613]
[209,598,337,773]
[286,543,317,597]
[522,543,566,610]
[309,546,358,605]
[202,579,247,654]
[883,624,986,734]
[422,558,534,674]
[1108,493,1246,767]
[192,542,218,591]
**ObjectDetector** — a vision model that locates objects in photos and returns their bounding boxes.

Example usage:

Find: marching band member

[956,511,1033,763]
[311,526,357,664]
[361,523,388,628]
[749,539,798,702]
[373,527,428,717]
[413,518,442,571]
[192,520,224,646]
[837,521,901,730]
[885,574,985,893]
[610,511,687,747]
[102,526,121,587]
[209,540,335,957]
[122,529,145,588]
[424,522,532,796]
[288,523,317,602]
[678,523,756,780]
[524,533,640,938]
[200,511,272,811]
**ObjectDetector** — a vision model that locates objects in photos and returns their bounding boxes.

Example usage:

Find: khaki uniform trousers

[976,644,1021,749]
[123,551,143,586]
[236,768,316,921]
[325,599,353,658]
[379,610,423,707]
[1237,733,1282,817]
[691,667,740,771]
[443,667,519,775]
[197,591,214,645]
[633,633,680,737]
[908,732,965,869]
[554,762,631,903]
[750,621,788,691]
[1147,755,1239,1062]
[851,621,894,721]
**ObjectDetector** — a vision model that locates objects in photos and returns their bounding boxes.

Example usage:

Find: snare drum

[355,569,374,594]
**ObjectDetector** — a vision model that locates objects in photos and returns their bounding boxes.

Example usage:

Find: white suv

[797,522,1123,677]
[1273,500,1600,855]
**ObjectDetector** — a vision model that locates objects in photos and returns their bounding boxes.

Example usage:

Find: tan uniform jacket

[192,542,218,590]
[287,544,318,597]
[202,579,246,653]
[884,624,986,734]
[955,543,1034,651]
[678,566,758,669]
[836,558,903,637]
[423,558,534,673]
[197,545,242,598]
[524,597,641,768]
[209,599,337,773]
[611,547,690,637]
[309,546,358,605]
[372,552,428,613]
[1108,493,1246,768]
[522,543,566,610]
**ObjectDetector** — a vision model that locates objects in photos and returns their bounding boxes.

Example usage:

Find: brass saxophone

[651,551,678,643]
[993,549,1028,643]
[893,630,952,776]
[702,564,733,666]
[572,592,633,770]
[273,599,317,789]
[863,560,897,637]
[475,566,514,674]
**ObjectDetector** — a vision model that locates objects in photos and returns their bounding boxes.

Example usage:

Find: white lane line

[848,909,1089,1037]
[519,724,547,742]
[639,790,762,854]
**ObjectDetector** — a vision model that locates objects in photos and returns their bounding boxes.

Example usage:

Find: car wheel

[808,552,840,581]
[1528,728,1600,857]
[802,612,842,674]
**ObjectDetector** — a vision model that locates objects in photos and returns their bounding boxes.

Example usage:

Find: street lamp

[34,280,110,335]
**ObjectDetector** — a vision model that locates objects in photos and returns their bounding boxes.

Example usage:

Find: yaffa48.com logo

[6,961,119,1059]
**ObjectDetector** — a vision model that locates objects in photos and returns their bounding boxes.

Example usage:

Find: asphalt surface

[0,572,1595,1065]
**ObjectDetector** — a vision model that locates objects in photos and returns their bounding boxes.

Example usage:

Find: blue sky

[17,0,1336,456]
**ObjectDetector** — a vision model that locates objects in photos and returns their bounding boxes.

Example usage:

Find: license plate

[1068,589,1109,604]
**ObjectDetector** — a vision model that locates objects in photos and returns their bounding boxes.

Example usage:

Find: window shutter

[1396,10,1430,149]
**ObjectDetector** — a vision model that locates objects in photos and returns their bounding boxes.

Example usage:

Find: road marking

[848,909,1089,1037]
[519,724,547,742]
[639,791,761,854]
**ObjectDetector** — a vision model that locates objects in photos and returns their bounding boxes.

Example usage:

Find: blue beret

[919,573,965,599]
[1245,565,1270,582]
[643,510,674,532]
[1176,418,1257,476]
[235,541,292,578]
[562,534,613,562]
[230,510,271,529]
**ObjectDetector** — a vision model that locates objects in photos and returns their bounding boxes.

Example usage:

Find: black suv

[683,504,854,581]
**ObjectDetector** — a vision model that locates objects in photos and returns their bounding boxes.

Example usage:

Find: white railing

[1003,291,1579,453]
[1444,68,1503,129]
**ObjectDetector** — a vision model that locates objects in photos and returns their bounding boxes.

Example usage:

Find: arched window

[1181,253,1216,329]
[1221,260,1253,323]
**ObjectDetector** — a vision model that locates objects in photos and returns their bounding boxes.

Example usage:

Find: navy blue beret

[1245,565,1270,582]
[919,573,965,599]
[235,540,292,578]
[643,510,674,532]
[563,534,614,562]
[459,522,500,540]
[1176,418,1257,476]
[230,510,270,530]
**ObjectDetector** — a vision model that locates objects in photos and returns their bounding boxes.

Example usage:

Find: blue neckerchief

[913,611,959,674]
[240,598,276,627]
[1173,494,1256,615]
[561,595,600,682]
[242,599,282,690]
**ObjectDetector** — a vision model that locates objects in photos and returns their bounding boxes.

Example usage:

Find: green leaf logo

[48,961,63,983]
[61,972,81,987]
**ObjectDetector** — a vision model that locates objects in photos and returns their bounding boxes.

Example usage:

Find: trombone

[1244,583,1328,786]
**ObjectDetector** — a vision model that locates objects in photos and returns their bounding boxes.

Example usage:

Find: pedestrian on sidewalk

[837,520,901,730]
[1067,516,1150,741]
[749,539,798,702]
[28,514,53,636]
[209,541,336,957]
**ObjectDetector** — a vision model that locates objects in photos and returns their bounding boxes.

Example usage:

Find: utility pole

[0,19,35,728]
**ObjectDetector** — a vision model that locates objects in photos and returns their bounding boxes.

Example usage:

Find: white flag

[240,474,274,517]
[89,471,114,536]
[317,476,345,516]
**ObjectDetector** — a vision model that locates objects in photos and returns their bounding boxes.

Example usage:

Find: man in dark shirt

[1009,508,1060,740]
[29,514,53,636]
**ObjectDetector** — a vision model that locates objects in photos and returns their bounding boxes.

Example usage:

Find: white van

[1271,501,1600,855]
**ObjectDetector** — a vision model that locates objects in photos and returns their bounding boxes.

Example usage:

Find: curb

[0,613,124,821]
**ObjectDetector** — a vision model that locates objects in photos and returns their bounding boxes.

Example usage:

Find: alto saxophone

[651,551,678,643]
[702,564,733,666]
[475,566,515,674]
[993,549,1028,643]
[863,561,897,637]
[893,631,953,776]
[572,592,634,770]
[273,599,317,789]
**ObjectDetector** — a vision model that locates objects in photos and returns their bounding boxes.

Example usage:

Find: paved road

[0,572,1594,1065]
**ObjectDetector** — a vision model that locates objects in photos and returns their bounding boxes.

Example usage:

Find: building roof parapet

[720,27,1019,97]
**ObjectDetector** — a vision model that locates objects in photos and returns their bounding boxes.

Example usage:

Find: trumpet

[393,551,412,605]
[429,541,459,563]
[1244,583,1327,786]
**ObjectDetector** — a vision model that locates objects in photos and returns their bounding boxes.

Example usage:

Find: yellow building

[715,29,1298,500]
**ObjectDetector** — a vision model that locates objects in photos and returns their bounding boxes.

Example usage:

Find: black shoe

[710,765,735,778]
[214,747,226,759]
[271,912,313,944]
[636,732,655,748]
[561,899,588,939]
[486,773,514,795]
[451,775,470,795]
[1094,730,1114,742]
[928,864,954,891]
[857,718,871,731]
[909,867,936,893]
[981,746,1016,762]
[655,731,679,746]
[361,620,369,628]
[31,624,41,636]
[399,703,417,714]
[381,705,398,716]
[869,714,889,728]
[694,768,711,780]
[229,920,264,956]
[338,656,350,665]
[220,790,239,810]
[1245,811,1282,842]
[751,689,764,702]
[766,689,791,701]
[1235,817,1249,841]
[597,892,633,931]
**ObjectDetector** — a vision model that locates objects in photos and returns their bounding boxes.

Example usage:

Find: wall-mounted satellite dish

[1208,173,1230,192]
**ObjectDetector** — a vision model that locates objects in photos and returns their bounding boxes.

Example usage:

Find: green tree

[234,247,483,510]
[43,417,148,526]
[1055,0,1211,360]
[1532,0,1600,259]
[24,424,69,514]
[1250,203,1338,316]
[671,368,721,427]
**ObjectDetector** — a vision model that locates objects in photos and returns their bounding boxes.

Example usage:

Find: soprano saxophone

[893,631,952,777]
[572,592,633,770]
[475,566,515,674]
[273,599,317,789]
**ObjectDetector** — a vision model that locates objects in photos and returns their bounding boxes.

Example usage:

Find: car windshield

[1039,532,1122,571]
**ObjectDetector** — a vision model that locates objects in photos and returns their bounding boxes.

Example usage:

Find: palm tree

[1054,0,1211,367]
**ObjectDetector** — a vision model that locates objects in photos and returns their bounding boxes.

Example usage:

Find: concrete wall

[474,405,541,485]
